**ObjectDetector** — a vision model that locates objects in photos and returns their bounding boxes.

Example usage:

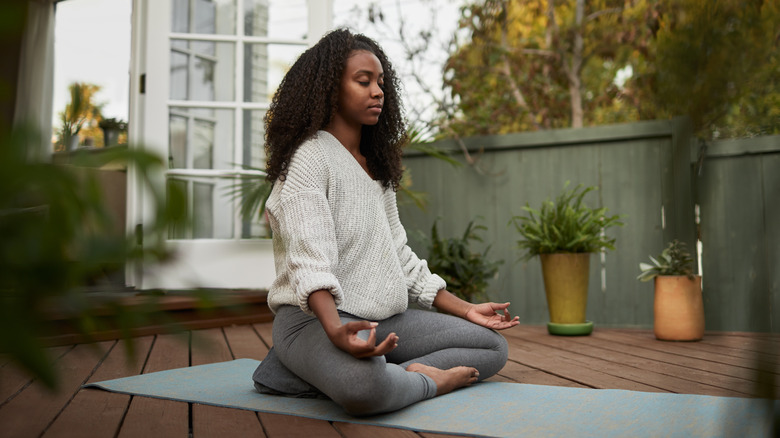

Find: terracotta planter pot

[653,275,704,341]
[540,253,592,335]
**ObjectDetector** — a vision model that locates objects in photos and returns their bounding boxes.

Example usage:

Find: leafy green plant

[0,124,186,389]
[637,240,696,282]
[98,117,128,131]
[57,82,103,149]
[509,182,624,261]
[423,218,503,303]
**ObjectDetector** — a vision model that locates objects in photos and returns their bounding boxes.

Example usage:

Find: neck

[325,117,362,155]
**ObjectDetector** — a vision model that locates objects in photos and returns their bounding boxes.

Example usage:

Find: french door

[128,0,332,289]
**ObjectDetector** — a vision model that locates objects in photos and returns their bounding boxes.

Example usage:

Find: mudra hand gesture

[464,302,520,330]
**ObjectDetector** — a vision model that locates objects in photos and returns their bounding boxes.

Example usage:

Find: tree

[442,0,652,136]
[56,82,103,151]
[625,0,780,139]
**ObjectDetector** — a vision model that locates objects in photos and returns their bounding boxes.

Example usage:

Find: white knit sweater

[265,131,446,320]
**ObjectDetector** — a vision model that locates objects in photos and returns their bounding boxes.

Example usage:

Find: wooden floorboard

[1,323,777,438]
[508,326,758,397]
[43,337,153,438]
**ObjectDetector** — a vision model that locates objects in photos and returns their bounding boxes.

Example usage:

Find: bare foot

[406,363,479,396]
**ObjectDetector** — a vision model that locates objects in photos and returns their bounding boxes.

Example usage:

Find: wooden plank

[333,421,420,438]
[253,322,274,347]
[118,333,190,438]
[599,138,667,327]
[587,331,779,383]
[505,328,749,397]
[190,328,265,438]
[519,326,775,398]
[191,405,266,438]
[0,345,71,404]
[223,324,269,361]
[511,328,750,397]
[43,337,154,438]
[697,334,780,357]
[497,357,588,388]
[699,155,772,331]
[502,330,663,392]
[258,413,341,438]
[599,329,780,372]
[0,341,112,438]
[764,154,780,333]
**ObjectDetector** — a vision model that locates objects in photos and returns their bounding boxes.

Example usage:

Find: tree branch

[499,10,542,130]
[586,7,622,22]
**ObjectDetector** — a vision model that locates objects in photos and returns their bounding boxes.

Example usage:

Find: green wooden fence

[400,118,779,332]
[696,135,780,332]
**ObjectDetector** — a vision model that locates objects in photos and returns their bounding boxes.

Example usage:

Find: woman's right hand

[325,321,398,359]
[308,289,397,358]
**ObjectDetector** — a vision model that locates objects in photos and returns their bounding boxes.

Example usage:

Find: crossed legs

[272,306,508,416]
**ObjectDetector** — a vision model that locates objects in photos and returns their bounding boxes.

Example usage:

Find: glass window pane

[244,43,305,102]
[171,0,190,33]
[193,119,214,169]
[242,109,265,168]
[167,177,236,240]
[167,179,189,239]
[241,110,268,239]
[170,40,234,101]
[169,107,234,170]
[170,51,189,100]
[245,0,307,39]
[193,182,215,238]
[169,115,188,168]
[172,0,236,35]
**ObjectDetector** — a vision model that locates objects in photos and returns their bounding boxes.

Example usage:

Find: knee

[495,332,509,361]
[334,373,395,416]
[478,331,509,380]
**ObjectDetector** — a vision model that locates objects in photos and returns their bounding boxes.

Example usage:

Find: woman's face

[335,50,385,127]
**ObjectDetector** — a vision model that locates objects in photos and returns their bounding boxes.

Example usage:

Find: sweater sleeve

[270,151,344,315]
[383,190,446,309]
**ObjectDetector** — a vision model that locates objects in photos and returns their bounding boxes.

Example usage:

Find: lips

[368,103,383,115]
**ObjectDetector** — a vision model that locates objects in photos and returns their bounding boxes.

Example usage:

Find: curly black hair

[264,28,407,191]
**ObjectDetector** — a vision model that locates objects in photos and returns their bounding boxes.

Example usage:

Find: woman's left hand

[464,302,520,330]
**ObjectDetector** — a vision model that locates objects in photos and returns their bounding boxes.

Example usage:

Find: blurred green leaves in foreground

[0,125,184,390]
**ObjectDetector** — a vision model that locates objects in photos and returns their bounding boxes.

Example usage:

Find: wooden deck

[1,323,778,438]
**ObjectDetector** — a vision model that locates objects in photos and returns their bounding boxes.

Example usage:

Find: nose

[372,83,384,99]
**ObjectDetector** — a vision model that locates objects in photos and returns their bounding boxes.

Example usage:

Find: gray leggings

[271,305,509,416]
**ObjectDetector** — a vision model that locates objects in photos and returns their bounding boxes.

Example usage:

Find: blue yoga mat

[84,359,778,438]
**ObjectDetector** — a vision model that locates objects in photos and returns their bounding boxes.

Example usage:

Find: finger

[374,332,398,356]
[365,327,377,347]
[502,308,511,321]
[489,302,511,311]
[345,320,378,333]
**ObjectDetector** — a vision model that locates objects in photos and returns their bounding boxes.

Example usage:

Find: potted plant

[57,82,103,151]
[638,240,704,341]
[98,118,128,146]
[422,218,504,303]
[510,183,623,335]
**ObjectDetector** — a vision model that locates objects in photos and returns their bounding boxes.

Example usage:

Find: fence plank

[763,154,780,332]
[699,154,772,332]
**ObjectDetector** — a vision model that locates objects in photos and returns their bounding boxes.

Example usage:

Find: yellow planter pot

[540,253,593,335]
[653,275,704,341]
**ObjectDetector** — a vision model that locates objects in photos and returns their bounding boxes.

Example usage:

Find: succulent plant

[637,239,696,282]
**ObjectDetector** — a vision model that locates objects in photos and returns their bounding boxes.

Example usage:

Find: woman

[253,28,519,416]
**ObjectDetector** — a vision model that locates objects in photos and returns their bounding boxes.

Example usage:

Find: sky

[52,0,465,131]
[53,0,133,124]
